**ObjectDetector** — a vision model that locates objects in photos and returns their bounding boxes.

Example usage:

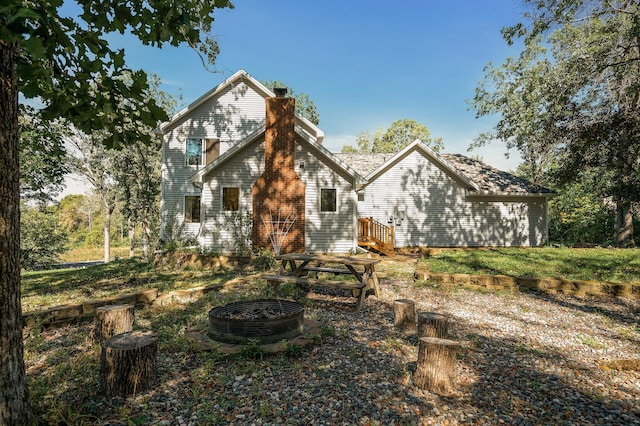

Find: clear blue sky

[84,0,529,171]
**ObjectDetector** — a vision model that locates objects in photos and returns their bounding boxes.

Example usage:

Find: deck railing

[358,217,394,251]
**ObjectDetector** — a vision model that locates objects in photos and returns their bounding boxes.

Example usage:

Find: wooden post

[100,330,157,397]
[93,304,135,343]
[393,299,416,330]
[417,312,448,339]
[414,337,459,393]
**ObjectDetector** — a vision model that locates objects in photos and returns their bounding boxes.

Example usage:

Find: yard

[22,249,640,425]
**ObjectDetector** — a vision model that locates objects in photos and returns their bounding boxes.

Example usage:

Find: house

[157,70,555,255]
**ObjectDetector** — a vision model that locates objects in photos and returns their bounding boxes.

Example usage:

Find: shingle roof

[334,151,554,195]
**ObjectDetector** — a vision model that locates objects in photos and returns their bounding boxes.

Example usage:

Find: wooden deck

[357,217,395,256]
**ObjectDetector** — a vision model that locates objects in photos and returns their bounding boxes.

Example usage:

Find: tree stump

[413,337,459,393]
[393,299,416,330]
[417,312,449,339]
[93,304,135,343]
[100,330,157,397]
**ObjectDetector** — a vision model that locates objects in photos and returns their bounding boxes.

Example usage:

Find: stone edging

[22,273,265,328]
[414,268,640,298]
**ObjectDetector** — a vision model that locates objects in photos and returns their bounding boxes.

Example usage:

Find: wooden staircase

[357,217,395,256]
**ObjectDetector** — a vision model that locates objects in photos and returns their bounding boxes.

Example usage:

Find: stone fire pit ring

[208,299,304,344]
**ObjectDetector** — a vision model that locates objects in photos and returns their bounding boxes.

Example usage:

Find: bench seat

[262,274,365,290]
[302,266,353,275]
[262,273,368,310]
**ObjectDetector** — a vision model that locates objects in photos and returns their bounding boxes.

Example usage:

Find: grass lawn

[59,246,135,263]
[419,247,640,284]
[21,258,245,312]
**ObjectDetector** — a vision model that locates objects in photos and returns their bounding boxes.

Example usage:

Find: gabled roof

[190,123,364,186]
[335,140,555,197]
[156,69,324,143]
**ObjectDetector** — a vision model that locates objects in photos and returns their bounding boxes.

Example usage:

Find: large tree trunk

[0,40,31,425]
[616,201,635,247]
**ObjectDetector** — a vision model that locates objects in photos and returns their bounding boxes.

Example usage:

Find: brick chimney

[252,89,306,253]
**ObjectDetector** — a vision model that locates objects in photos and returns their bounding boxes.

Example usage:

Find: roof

[191,124,364,185]
[156,69,324,143]
[335,141,555,196]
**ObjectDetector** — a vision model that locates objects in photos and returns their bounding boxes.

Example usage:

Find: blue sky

[80,1,529,171]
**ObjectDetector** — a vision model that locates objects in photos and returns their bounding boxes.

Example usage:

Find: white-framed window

[320,188,337,212]
[222,187,240,211]
[184,195,201,223]
[186,138,203,165]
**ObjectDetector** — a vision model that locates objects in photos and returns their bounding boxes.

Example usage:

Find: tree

[112,73,177,258]
[342,119,443,153]
[20,203,67,270]
[113,133,163,258]
[261,80,320,125]
[66,129,119,263]
[470,0,640,247]
[0,1,232,422]
[19,107,67,206]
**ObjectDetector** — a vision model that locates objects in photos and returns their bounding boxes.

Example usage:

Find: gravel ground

[29,259,640,425]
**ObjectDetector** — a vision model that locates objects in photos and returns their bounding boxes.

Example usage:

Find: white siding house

[338,141,553,248]
[158,69,555,254]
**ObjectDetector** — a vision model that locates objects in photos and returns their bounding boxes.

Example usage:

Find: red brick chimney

[252,89,305,253]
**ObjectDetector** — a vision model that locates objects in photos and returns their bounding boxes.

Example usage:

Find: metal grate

[208,299,304,344]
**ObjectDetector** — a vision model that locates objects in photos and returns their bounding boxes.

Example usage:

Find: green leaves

[10,0,232,151]
[342,119,442,153]
[471,0,640,246]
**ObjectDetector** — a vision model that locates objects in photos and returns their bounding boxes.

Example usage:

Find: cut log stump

[100,330,157,397]
[417,312,449,339]
[393,299,416,330]
[414,337,459,393]
[93,304,134,343]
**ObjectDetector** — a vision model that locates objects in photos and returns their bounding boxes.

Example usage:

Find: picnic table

[262,253,381,310]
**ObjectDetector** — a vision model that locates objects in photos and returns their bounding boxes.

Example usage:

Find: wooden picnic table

[262,253,381,310]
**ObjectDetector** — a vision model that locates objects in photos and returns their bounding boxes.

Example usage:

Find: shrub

[252,248,276,271]
[20,203,68,270]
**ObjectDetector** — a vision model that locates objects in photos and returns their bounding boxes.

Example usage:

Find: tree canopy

[261,80,320,125]
[342,119,443,153]
[0,1,232,422]
[469,0,640,247]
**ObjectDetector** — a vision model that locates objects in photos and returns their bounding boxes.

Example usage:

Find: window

[186,138,203,165]
[222,187,240,211]
[320,188,337,212]
[184,196,201,223]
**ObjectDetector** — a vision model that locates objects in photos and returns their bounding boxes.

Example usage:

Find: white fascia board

[363,139,480,191]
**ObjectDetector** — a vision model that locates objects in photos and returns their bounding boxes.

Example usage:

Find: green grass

[59,246,135,263]
[21,257,243,312]
[419,247,640,284]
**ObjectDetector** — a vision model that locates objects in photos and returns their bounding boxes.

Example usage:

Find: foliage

[2,0,232,418]
[18,106,68,205]
[223,211,253,256]
[469,0,640,246]
[261,80,319,125]
[547,181,617,246]
[342,119,443,153]
[252,248,276,271]
[159,217,199,252]
[420,247,640,284]
[20,203,67,270]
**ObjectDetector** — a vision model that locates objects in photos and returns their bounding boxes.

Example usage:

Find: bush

[252,248,276,271]
[548,182,616,246]
[21,204,68,270]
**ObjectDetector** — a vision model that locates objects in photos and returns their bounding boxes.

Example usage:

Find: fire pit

[208,299,304,344]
